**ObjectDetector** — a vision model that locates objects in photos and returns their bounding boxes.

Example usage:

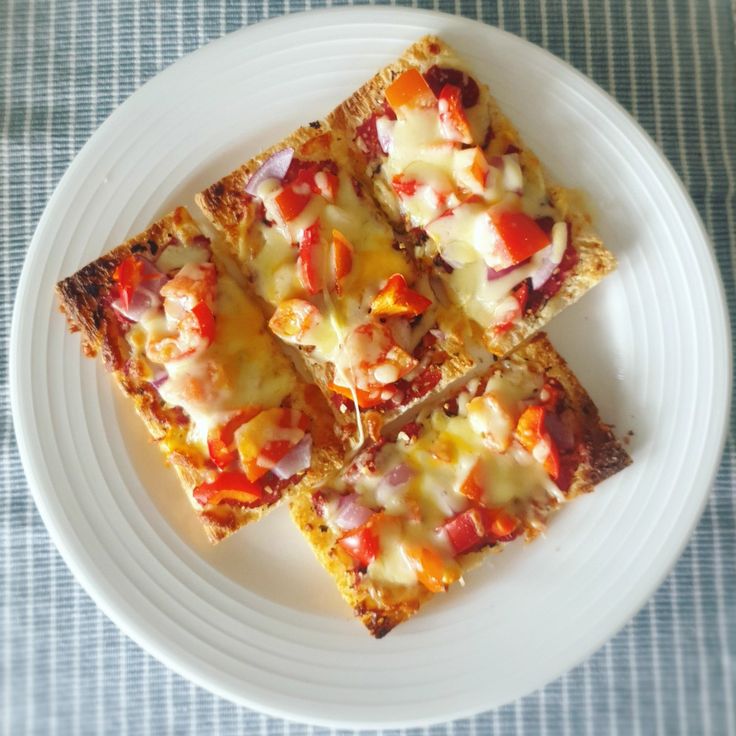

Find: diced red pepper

[438,84,473,144]
[207,408,261,469]
[191,301,215,344]
[339,521,380,568]
[514,406,561,481]
[371,273,432,318]
[193,472,264,508]
[405,545,460,592]
[459,459,485,504]
[479,507,520,540]
[385,68,436,112]
[113,255,161,311]
[424,65,480,107]
[331,229,353,293]
[490,211,551,265]
[297,221,323,294]
[275,185,312,222]
[443,508,486,555]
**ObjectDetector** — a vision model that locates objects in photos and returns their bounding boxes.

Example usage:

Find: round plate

[10,7,730,729]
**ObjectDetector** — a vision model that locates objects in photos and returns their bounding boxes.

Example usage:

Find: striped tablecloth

[2,1,734,733]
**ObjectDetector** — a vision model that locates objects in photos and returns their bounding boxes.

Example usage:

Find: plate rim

[10,6,732,729]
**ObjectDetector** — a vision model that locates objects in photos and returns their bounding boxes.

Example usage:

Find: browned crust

[195,124,480,441]
[56,207,344,543]
[290,333,630,637]
[326,35,617,357]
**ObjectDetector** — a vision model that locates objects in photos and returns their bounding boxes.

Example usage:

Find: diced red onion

[429,328,445,341]
[375,117,394,154]
[530,244,562,290]
[334,493,373,530]
[271,434,312,480]
[385,463,415,487]
[245,148,294,196]
[487,263,521,281]
[111,286,158,322]
[150,365,168,388]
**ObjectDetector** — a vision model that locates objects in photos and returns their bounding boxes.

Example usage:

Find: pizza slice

[328,36,616,356]
[290,334,631,636]
[56,206,345,543]
[196,125,484,446]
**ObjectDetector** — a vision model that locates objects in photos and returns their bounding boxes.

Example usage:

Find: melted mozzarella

[135,271,297,453]
[330,362,560,588]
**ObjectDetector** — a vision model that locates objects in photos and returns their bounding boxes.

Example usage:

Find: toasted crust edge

[56,207,344,543]
[290,333,631,637]
[326,35,617,357]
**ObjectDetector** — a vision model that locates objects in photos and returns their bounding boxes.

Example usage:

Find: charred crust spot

[84,282,101,297]
[147,239,159,255]
[130,242,147,254]
[308,120,321,129]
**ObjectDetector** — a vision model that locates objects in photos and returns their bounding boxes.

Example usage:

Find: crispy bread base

[290,333,631,637]
[326,35,617,357]
[196,125,479,441]
[56,207,344,543]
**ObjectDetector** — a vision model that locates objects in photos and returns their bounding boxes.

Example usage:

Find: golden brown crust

[326,35,617,357]
[290,333,630,637]
[56,207,344,543]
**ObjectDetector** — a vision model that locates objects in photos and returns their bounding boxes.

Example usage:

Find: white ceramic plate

[10,7,730,729]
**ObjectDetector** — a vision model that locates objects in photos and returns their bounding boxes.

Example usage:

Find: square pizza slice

[56,206,345,543]
[328,36,616,356]
[290,334,631,637]
[196,124,485,447]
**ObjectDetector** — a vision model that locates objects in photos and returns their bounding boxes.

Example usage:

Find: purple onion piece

[244,148,294,196]
[150,365,169,388]
[530,244,560,290]
[111,286,159,322]
[375,117,394,154]
[385,463,415,487]
[334,493,374,531]
[271,434,312,480]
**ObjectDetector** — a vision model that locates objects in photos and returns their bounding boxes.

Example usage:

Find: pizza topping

[268,298,323,346]
[424,65,480,107]
[385,68,437,112]
[270,434,313,480]
[339,518,380,568]
[193,471,264,508]
[437,84,473,144]
[111,256,168,320]
[334,493,375,530]
[244,147,294,195]
[331,229,353,293]
[236,407,310,482]
[362,64,574,333]
[207,407,261,469]
[370,273,432,318]
[317,357,572,591]
[145,262,217,363]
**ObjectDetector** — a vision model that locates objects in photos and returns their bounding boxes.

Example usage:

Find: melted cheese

[135,270,296,453]
[377,84,568,331]
[325,361,561,588]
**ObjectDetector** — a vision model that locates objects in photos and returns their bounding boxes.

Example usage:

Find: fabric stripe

[1,1,735,734]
